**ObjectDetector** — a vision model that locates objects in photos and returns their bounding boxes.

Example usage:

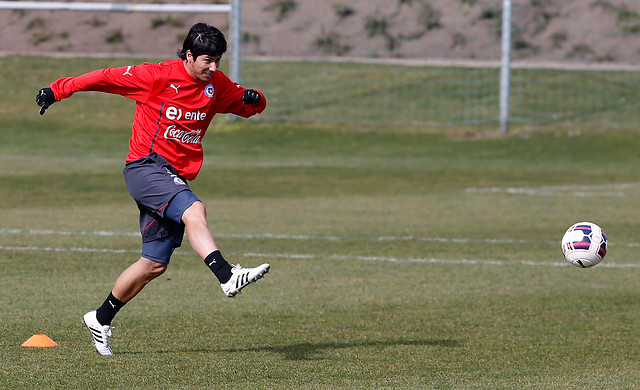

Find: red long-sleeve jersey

[50,59,266,180]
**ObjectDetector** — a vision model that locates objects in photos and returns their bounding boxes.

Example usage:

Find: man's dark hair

[177,23,227,60]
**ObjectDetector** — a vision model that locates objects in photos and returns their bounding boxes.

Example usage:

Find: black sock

[95,292,126,326]
[204,250,233,283]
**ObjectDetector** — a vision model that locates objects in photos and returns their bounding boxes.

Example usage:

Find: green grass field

[2,56,640,389]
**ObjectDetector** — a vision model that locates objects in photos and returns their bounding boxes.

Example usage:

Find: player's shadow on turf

[222,338,461,361]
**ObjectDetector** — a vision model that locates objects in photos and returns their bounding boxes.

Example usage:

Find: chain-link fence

[241,0,640,129]
[2,0,639,129]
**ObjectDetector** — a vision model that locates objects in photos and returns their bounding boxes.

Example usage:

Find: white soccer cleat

[220,263,270,298]
[83,310,113,356]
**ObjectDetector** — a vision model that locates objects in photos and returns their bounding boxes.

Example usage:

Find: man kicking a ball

[36,23,270,355]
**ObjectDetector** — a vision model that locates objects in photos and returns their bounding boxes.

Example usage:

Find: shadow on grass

[220,338,462,361]
[118,338,462,359]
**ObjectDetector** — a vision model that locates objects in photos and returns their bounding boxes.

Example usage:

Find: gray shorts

[123,153,200,262]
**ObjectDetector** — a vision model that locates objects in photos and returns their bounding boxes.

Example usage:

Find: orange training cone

[21,334,58,347]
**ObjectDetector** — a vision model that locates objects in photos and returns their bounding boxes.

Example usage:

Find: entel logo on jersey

[165,106,207,121]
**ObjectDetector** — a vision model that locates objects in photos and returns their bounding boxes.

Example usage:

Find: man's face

[184,50,221,82]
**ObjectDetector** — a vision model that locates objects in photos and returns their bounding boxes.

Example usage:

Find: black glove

[36,87,56,115]
[241,89,262,105]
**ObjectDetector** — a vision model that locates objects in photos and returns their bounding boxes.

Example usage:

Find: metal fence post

[499,0,512,134]
[230,0,241,84]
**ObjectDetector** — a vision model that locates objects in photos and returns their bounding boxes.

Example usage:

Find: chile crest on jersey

[205,84,214,98]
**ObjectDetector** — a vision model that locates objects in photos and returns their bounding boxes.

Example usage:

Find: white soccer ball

[561,222,607,268]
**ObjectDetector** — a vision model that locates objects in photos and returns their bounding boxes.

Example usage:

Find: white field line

[0,245,138,254]
[1,228,639,268]
[0,244,637,268]
[243,252,639,268]
[1,227,639,248]
[0,228,140,237]
[466,182,640,197]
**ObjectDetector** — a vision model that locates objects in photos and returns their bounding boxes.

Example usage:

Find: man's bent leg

[181,201,233,283]
[85,233,173,355]
[96,238,173,325]
[180,200,270,297]
[83,257,167,355]
[112,257,168,303]
[181,201,218,259]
